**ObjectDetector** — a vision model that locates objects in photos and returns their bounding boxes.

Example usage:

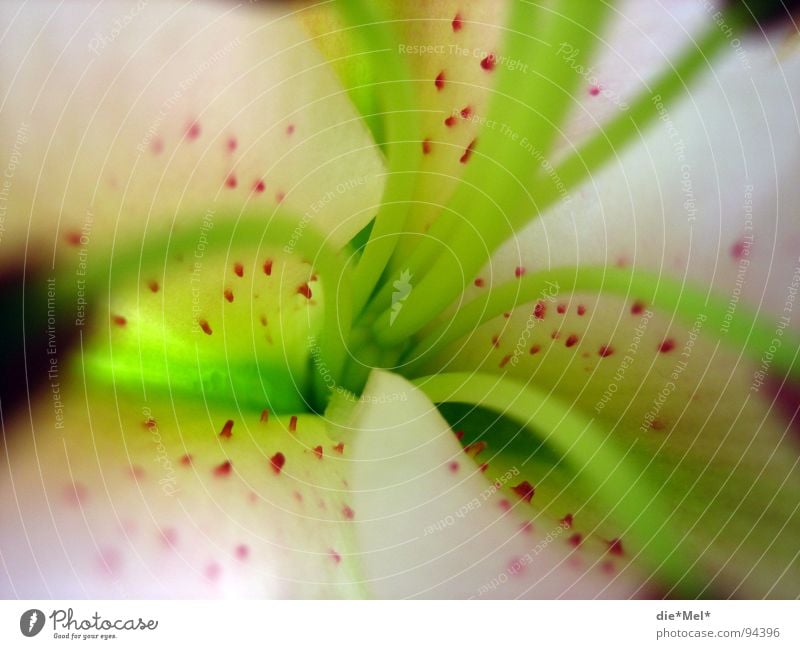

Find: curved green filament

[414,371,706,595]
[368,1,612,318]
[337,2,420,317]
[372,11,740,345]
[403,266,800,380]
[539,14,739,216]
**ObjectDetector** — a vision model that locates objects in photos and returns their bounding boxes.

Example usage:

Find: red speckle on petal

[474,277,485,288]
[499,354,511,368]
[498,498,511,512]
[508,556,526,576]
[607,538,624,556]
[435,71,446,90]
[459,139,476,164]
[147,279,159,293]
[297,283,312,299]
[260,409,270,423]
[179,454,193,467]
[160,527,178,547]
[520,521,534,534]
[275,191,285,203]
[659,338,676,353]
[568,533,583,548]
[444,115,457,127]
[512,481,535,503]
[329,549,342,564]
[263,259,273,276]
[289,416,297,433]
[270,452,286,475]
[112,315,127,327]
[598,345,614,357]
[199,319,213,335]
[560,513,574,528]
[224,289,234,303]
[460,105,472,119]
[186,121,201,140]
[313,445,323,459]
[491,334,500,348]
[129,465,145,481]
[452,13,463,31]
[480,53,497,71]
[205,562,221,581]
[422,138,432,155]
[286,124,295,136]
[565,334,579,348]
[557,303,566,314]
[631,300,646,315]
[551,330,561,340]
[650,419,665,431]
[731,237,751,260]
[589,85,601,96]
[150,137,164,154]
[342,505,355,520]
[220,419,234,439]
[465,440,487,457]
[65,482,88,507]
[65,230,82,246]
[214,461,232,477]
[455,430,464,441]
[515,266,525,278]
[448,461,460,473]
[233,262,244,277]
[533,301,546,319]
[577,304,586,316]
[332,442,345,454]
[235,544,250,560]
[253,179,266,193]
[226,137,237,152]
[529,344,541,355]
[98,547,122,576]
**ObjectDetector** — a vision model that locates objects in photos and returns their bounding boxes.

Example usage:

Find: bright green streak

[340,2,420,317]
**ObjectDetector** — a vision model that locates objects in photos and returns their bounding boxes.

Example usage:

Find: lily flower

[1,0,799,599]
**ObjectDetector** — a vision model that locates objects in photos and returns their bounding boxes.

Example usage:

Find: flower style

[1,0,799,599]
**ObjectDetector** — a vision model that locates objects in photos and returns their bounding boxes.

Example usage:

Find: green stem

[415,371,705,595]
[403,266,799,379]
